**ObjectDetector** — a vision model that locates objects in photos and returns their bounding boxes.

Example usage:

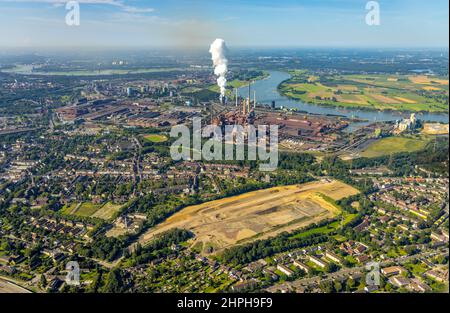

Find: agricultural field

[138,180,359,254]
[359,136,429,158]
[279,71,449,112]
[61,202,122,220]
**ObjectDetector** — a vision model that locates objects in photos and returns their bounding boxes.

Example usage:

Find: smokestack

[209,39,228,100]
[253,90,256,109]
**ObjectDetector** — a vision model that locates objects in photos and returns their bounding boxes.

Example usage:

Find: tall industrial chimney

[253,90,256,109]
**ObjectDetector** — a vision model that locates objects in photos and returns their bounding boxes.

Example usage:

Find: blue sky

[0,0,448,48]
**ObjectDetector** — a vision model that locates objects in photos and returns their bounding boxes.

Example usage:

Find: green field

[61,202,122,220]
[279,71,449,113]
[72,202,103,217]
[60,203,78,215]
[144,134,168,143]
[289,213,357,240]
[360,136,428,158]
[91,202,123,220]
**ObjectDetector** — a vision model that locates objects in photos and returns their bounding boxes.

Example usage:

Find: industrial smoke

[209,38,228,100]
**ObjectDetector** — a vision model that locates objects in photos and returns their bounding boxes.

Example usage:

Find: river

[238,70,449,130]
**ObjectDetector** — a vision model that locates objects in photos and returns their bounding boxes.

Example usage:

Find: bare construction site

[139,179,359,254]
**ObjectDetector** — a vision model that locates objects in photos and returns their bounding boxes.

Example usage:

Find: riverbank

[278,85,449,114]
[238,70,449,130]
[277,70,449,114]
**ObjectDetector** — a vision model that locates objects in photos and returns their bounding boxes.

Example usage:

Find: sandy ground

[138,179,359,254]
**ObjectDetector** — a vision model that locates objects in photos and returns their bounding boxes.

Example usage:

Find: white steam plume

[209,38,228,99]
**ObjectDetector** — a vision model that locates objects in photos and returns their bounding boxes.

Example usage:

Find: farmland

[138,180,359,254]
[278,71,449,112]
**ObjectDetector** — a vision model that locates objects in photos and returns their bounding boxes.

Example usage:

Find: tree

[320,280,334,293]
[405,246,418,256]
[104,268,124,293]
[346,278,355,292]
[325,262,339,273]
[385,283,393,292]
[39,275,47,288]
[88,271,103,293]
[334,281,343,292]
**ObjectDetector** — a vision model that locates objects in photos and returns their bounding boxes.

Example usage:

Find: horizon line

[0,45,449,51]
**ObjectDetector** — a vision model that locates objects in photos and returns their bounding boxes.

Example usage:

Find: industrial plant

[211,84,257,128]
